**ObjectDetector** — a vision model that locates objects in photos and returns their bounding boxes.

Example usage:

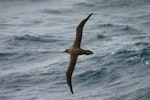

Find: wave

[75,68,107,84]
[1,34,61,61]
[74,2,95,8]
[113,49,138,59]
[0,17,44,28]
[112,44,150,65]
[9,34,62,43]
[111,87,150,100]
[134,42,150,48]
[97,23,142,37]
[0,51,29,61]
[42,9,63,14]
[0,48,52,62]
[75,70,122,89]
[1,0,150,99]
[0,52,17,59]
[96,0,150,8]
[74,43,150,86]
[96,34,106,39]
[97,23,132,30]
[0,0,47,2]
[97,23,119,28]
[138,46,150,59]
[41,8,72,15]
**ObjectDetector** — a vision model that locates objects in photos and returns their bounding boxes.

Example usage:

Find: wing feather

[66,54,78,94]
[72,13,93,48]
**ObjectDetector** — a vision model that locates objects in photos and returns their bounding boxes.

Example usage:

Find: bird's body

[65,13,93,94]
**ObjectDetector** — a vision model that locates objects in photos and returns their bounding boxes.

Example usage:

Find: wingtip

[70,88,74,94]
[66,72,74,94]
[90,13,93,16]
[69,83,74,94]
[86,13,93,19]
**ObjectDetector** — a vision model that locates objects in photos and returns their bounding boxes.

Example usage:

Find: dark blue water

[0,0,150,100]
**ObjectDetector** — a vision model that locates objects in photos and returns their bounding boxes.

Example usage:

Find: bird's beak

[62,51,66,53]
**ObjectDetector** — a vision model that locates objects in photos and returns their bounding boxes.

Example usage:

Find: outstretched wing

[66,54,78,94]
[72,13,93,48]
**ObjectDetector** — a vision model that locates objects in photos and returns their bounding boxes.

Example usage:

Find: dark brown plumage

[65,13,93,94]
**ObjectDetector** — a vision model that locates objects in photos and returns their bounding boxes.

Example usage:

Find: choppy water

[0,0,150,100]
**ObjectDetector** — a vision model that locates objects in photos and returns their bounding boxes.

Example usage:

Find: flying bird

[64,13,93,94]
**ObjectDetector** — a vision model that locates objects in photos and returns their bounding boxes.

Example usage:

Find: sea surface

[0,0,150,100]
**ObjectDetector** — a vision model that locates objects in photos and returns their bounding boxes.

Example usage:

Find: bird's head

[64,49,69,53]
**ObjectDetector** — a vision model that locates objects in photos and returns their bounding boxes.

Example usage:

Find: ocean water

[0,0,150,100]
